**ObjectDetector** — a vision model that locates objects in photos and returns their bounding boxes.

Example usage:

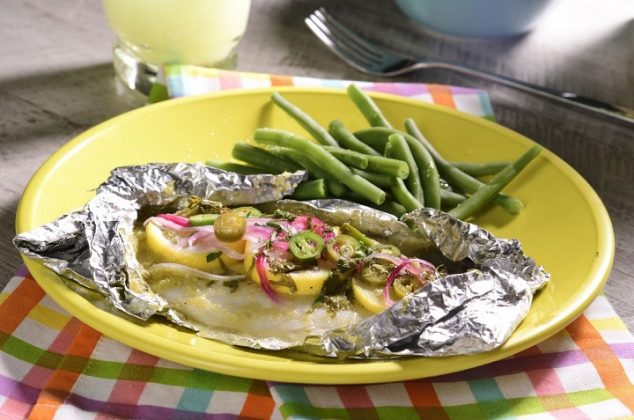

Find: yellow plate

[16,88,614,384]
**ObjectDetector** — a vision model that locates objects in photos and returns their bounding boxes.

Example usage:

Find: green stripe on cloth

[1,331,254,392]
[278,402,350,419]
[468,378,512,418]
[374,406,430,419]
[1,333,49,365]
[504,395,545,416]
[176,369,215,412]
[567,389,619,406]
[444,403,488,419]
[442,389,619,419]
[275,385,350,419]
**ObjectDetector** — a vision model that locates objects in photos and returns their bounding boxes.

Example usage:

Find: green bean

[357,125,519,213]
[253,128,386,205]
[440,189,466,207]
[206,159,267,175]
[404,119,523,214]
[351,168,392,187]
[390,177,423,212]
[448,145,541,220]
[355,126,441,209]
[346,84,392,128]
[387,133,424,204]
[439,178,452,190]
[292,179,328,200]
[271,92,338,146]
[321,146,369,169]
[322,145,409,178]
[265,146,347,196]
[451,160,510,177]
[232,142,302,174]
[328,119,380,156]
[366,155,410,179]
[354,128,391,152]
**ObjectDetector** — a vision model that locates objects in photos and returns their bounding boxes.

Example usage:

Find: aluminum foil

[14,162,549,359]
[14,163,307,322]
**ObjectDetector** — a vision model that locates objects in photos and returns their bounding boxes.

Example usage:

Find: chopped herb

[206,251,222,262]
[223,279,240,292]
[274,209,297,221]
[265,221,284,231]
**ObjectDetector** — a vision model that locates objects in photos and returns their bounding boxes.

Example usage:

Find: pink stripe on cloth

[218,72,242,90]
[552,408,593,420]
[102,350,160,407]
[9,318,83,394]
[369,82,399,95]
[0,396,32,420]
[526,368,567,395]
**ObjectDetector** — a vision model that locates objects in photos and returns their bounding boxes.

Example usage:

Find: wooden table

[1,0,632,330]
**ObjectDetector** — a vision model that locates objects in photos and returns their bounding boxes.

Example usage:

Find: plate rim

[15,87,615,384]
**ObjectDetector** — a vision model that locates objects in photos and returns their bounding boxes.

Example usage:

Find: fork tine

[309,13,379,64]
[305,15,377,73]
[313,9,385,61]
[306,15,376,65]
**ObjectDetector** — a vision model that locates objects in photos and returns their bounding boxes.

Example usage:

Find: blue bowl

[395,0,555,38]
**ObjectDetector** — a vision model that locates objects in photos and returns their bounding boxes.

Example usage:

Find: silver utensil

[305,8,634,124]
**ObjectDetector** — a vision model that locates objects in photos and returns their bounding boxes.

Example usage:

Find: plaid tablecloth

[4,68,633,419]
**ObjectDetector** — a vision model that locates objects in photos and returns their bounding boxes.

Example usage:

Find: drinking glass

[102,0,251,93]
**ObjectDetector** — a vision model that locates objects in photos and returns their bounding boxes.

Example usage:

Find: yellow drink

[102,0,251,91]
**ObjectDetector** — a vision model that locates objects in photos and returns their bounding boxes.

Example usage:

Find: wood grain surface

[1,0,632,330]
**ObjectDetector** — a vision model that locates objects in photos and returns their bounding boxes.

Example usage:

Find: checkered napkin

[3,68,633,419]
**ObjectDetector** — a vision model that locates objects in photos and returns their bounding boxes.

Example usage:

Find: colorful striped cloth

[1,269,633,419]
[158,65,495,120]
[4,68,633,419]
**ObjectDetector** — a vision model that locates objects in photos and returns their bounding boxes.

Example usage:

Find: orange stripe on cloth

[428,85,457,109]
[270,75,294,87]
[567,314,634,412]
[405,380,444,408]
[0,275,45,336]
[27,324,102,420]
[239,380,276,419]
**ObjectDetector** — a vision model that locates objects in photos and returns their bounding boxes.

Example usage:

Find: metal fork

[305,8,634,124]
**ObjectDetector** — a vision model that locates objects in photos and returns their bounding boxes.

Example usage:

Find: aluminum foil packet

[14,162,549,359]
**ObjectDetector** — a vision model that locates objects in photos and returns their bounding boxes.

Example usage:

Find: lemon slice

[145,222,245,273]
[352,278,394,314]
[243,240,328,296]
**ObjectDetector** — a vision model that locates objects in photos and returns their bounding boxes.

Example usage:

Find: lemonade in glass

[102,0,251,93]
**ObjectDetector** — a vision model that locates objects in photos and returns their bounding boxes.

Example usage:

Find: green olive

[214,212,247,242]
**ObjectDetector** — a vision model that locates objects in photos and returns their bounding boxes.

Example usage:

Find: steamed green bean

[253,128,386,205]
[387,133,424,204]
[404,119,524,214]
[232,142,302,174]
[329,119,380,156]
[448,145,541,220]
[271,92,338,146]
[346,84,392,128]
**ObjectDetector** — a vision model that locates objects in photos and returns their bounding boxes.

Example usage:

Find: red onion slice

[383,260,411,306]
[157,213,190,227]
[255,252,281,302]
